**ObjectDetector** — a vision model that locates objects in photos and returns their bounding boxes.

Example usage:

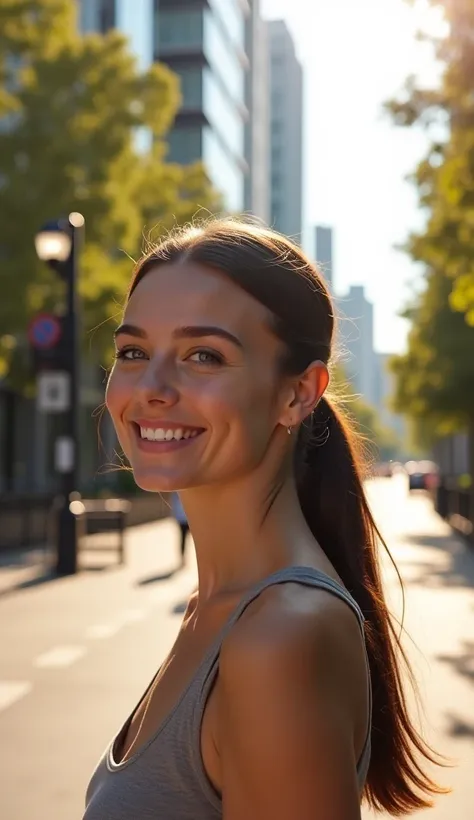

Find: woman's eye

[187,350,223,366]
[115,347,146,361]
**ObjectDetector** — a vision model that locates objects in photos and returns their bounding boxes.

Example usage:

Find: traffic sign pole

[34,215,83,576]
[56,219,81,576]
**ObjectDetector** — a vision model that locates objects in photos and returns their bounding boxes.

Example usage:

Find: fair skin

[106,261,368,819]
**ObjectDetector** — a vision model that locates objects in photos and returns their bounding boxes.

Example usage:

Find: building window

[203,69,243,159]
[208,0,245,50]
[168,125,202,164]
[99,0,115,33]
[203,127,243,213]
[156,9,204,50]
[203,10,244,105]
[178,67,203,110]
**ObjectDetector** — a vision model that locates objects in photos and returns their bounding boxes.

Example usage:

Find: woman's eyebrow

[172,325,243,349]
[113,323,147,339]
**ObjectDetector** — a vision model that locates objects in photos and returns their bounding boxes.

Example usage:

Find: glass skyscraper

[79,0,262,215]
[154,0,246,213]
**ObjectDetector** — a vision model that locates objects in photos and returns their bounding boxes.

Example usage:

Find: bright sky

[262,0,446,354]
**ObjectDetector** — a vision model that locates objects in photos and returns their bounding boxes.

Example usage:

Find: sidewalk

[0,515,193,597]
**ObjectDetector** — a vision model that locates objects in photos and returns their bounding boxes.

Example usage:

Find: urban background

[0,1,473,818]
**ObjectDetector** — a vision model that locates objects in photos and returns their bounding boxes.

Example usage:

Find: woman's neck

[179,473,316,604]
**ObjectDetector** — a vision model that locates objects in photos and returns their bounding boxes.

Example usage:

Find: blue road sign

[28,313,62,350]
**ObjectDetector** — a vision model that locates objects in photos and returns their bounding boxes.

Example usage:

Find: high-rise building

[154,0,247,213]
[79,1,270,218]
[373,353,406,442]
[338,285,376,406]
[244,1,270,222]
[314,225,333,289]
[268,20,303,241]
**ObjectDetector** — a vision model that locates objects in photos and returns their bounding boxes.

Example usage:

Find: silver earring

[287,426,292,436]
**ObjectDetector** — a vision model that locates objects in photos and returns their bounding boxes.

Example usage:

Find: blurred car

[405,460,439,491]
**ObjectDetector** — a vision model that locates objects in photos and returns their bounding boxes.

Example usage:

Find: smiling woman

[84,218,445,820]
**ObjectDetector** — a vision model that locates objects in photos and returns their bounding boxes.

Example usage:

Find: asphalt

[0,477,472,819]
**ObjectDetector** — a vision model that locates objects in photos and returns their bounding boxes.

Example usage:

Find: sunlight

[411,0,449,39]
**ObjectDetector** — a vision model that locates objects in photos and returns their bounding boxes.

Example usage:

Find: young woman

[84,220,443,819]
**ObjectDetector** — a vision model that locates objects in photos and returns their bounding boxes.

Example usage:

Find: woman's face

[106,261,293,492]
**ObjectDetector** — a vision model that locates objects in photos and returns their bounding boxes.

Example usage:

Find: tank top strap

[217,565,366,646]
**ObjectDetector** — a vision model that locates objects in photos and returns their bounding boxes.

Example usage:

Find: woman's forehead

[125,261,275,339]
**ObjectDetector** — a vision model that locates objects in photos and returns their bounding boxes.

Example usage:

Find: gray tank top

[84,566,372,819]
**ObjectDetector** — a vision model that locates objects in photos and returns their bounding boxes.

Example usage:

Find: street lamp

[34,212,84,576]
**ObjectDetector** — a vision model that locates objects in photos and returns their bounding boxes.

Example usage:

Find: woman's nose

[135,362,180,407]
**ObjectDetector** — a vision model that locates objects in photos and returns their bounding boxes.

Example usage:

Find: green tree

[386,0,474,326]
[0,0,220,381]
[385,0,474,495]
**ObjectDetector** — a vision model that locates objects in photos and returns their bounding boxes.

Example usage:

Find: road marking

[0,681,32,713]
[34,645,87,668]
[85,623,122,640]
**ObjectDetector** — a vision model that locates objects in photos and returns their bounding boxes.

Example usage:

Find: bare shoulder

[220,579,365,688]
[215,581,368,819]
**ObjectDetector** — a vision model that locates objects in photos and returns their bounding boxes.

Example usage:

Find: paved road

[0,478,472,819]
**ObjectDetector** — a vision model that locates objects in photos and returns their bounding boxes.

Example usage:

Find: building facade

[338,285,376,406]
[373,352,406,442]
[154,0,248,213]
[244,1,270,222]
[268,20,303,241]
[79,1,270,218]
[314,225,333,289]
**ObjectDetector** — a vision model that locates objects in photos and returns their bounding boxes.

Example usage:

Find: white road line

[0,681,32,713]
[85,623,122,640]
[34,645,87,668]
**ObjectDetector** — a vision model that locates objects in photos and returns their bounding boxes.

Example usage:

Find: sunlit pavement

[363,475,474,819]
[0,478,473,819]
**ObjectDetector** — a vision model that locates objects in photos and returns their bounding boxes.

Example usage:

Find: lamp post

[34,213,84,576]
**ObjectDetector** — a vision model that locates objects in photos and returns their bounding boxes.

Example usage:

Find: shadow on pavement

[402,532,474,589]
[436,642,474,686]
[0,546,122,598]
[136,569,177,586]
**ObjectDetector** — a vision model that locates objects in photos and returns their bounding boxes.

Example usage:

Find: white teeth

[139,426,199,442]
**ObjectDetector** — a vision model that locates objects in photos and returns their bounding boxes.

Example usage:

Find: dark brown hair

[129,218,445,814]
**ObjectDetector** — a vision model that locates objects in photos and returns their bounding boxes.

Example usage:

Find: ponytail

[296,396,446,815]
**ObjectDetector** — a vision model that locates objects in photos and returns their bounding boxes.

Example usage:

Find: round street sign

[28,313,62,350]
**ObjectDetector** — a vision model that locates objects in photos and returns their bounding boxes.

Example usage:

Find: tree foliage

[385,0,474,444]
[386,0,474,325]
[0,0,221,381]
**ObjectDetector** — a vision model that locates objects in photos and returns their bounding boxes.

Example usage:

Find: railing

[435,483,473,540]
[0,492,171,554]
[0,494,55,550]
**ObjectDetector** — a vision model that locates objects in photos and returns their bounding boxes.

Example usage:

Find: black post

[55,216,82,576]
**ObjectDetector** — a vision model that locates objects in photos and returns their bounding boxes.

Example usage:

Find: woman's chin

[131,466,190,494]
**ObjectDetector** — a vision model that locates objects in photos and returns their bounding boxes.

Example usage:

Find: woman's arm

[216,597,365,820]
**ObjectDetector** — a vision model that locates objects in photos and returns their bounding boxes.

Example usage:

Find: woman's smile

[131,420,206,454]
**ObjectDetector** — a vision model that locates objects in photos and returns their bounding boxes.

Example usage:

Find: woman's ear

[280,361,329,428]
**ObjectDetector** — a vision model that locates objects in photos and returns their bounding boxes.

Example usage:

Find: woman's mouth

[131,421,205,453]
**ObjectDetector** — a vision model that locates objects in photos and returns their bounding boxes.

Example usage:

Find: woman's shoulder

[220,577,365,690]
[213,578,369,813]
